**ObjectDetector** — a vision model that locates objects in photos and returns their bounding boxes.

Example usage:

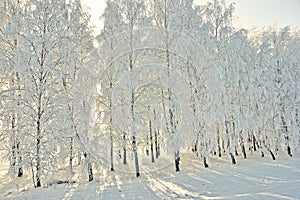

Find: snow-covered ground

[1,153,300,199]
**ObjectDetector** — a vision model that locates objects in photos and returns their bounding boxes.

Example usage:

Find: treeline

[0,0,299,188]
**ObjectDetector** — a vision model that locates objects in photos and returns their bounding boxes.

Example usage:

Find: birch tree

[254,26,300,159]
[0,0,25,178]
[97,0,125,171]
[3,0,95,187]
[199,0,237,164]
[59,0,95,182]
[149,0,186,171]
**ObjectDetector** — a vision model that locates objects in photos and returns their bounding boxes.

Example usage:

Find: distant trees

[253,26,300,159]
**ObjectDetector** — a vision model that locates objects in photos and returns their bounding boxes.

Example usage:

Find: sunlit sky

[82,0,300,34]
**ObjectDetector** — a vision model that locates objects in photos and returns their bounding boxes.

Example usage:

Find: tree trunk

[130,84,140,177]
[17,166,23,177]
[35,136,41,188]
[123,148,127,165]
[110,133,114,171]
[259,140,264,157]
[194,141,199,157]
[10,114,17,177]
[174,151,180,172]
[203,156,209,168]
[281,115,292,157]
[123,132,127,164]
[150,131,154,163]
[149,115,155,163]
[155,130,158,159]
[217,126,221,157]
[146,135,149,156]
[252,134,257,151]
[36,104,42,188]
[155,129,160,158]
[229,153,236,164]
[263,140,276,160]
[69,137,73,174]
[239,131,247,159]
[235,146,238,156]
[232,121,238,156]
[241,144,246,159]
[153,108,160,159]
[169,90,178,171]
[16,140,23,177]
[287,145,292,157]
[87,162,93,182]
[109,82,114,171]
[11,143,16,174]
[269,149,276,160]
[84,153,93,182]
[10,73,23,178]
[132,135,140,177]
[225,120,236,164]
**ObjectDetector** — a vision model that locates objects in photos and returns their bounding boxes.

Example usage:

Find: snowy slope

[1,153,300,200]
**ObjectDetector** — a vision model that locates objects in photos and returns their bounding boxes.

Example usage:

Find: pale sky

[82,0,300,34]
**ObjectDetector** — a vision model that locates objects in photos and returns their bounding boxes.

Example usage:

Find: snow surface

[1,153,300,200]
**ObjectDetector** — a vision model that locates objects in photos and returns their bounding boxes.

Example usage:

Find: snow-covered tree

[0,0,25,179]
[198,0,238,164]
[0,0,94,187]
[96,0,125,172]
[59,0,95,182]
[253,26,300,158]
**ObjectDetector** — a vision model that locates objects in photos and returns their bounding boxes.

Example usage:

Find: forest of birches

[0,0,299,188]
